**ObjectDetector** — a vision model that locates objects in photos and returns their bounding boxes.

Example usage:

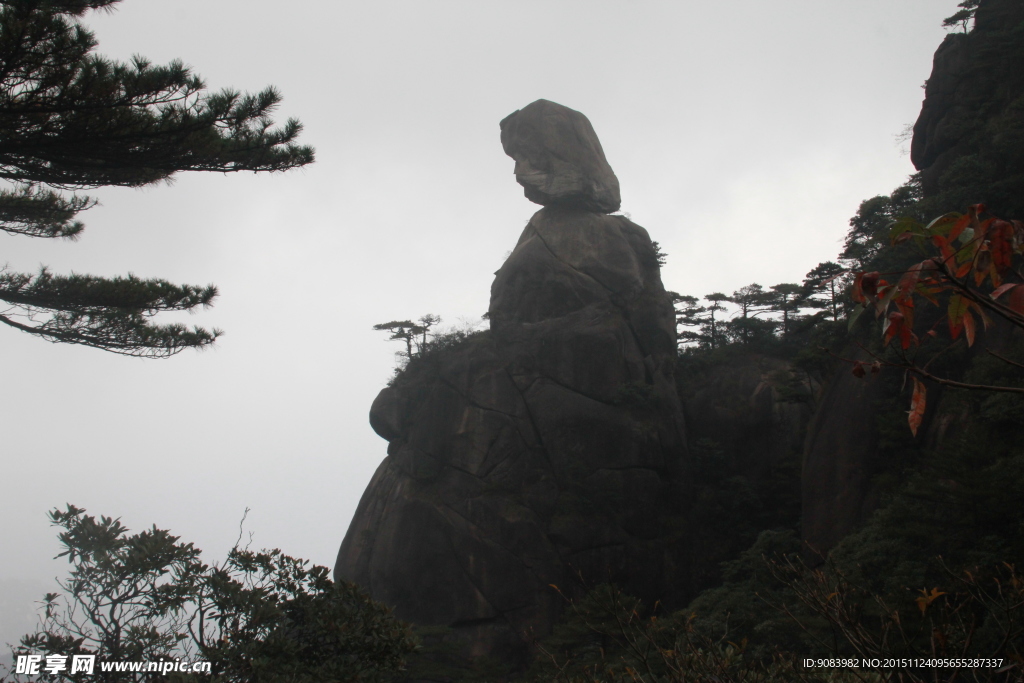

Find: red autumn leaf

[948,294,967,339]
[989,220,1014,273]
[990,265,1003,289]
[932,234,955,262]
[860,272,880,301]
[895,298,915,334]
[909,377,927,437]
[897,262,925,297]
[873,280,895,317]
[968,203,986,228]
[956,261,972,278]
[974,302,993,330]
[900,325,915,350]
[992,283,1017,299]
[852,362,866,378]
[963,308,977,346]
[974,247,992,286]
[916,285,941,307]
[948,213,971,242]
[884,311,904,347]
[1006,285,1024,316]
[852,272,866,303]
[976,216,994,243]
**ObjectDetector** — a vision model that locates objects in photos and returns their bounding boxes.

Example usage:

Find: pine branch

[0,309,221,357]
[0,5,314,190]
[0,183,91,237]
[0,267,217,312]
[0,268,221,357]
[0,0,313,356]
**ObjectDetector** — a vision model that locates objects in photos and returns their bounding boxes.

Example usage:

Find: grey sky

[1,0,953,644]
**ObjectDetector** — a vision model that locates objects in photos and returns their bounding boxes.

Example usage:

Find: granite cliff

[911,0,1024,215]
[802,0,1024,554]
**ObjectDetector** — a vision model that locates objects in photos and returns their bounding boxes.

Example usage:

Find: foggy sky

[1,0,953,645]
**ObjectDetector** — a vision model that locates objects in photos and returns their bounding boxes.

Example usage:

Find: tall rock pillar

[335,100,689,666]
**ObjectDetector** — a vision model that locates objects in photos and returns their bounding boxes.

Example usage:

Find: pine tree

[725,283,774,344]
[0,0,314,357]
[703,292,729,350]
[767,283,806,337]
[802,261,847,322]
[670,293,708,348]
[942,0,978,33]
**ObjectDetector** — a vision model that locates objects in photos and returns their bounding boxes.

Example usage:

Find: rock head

[336,102,686,670]
[500,99,621,213]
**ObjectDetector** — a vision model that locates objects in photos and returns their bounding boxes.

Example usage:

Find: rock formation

[335,100,688,666]
[800,356,886,554]
[500,99,621,213]
[911,0,1024,213]
[803,0,1024,555]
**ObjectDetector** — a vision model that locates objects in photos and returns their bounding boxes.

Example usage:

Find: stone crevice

[528,221,622,299]
[503,368,556,471]
[517,371,623,410]
[437,375,540,450]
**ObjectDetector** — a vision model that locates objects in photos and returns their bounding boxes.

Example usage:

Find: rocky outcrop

[800,0,1024,557]
[911,0,1024,210]
[800,356,886,554]
[500,100,621,213]
[335,100,686,667]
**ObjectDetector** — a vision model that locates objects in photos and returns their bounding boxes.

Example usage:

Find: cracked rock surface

[335,101,688,667]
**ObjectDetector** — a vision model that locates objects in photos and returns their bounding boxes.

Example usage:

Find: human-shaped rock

[336,100,685,670]
[500,99,621,213]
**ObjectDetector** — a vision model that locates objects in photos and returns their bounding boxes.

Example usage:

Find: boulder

[500,99,621,213]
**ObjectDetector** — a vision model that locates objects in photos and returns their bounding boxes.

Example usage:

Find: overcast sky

[1,0,954,645]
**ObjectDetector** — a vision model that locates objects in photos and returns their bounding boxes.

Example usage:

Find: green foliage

[840,178,923,271]
[373,314,445,362]
[378,315,488,386]
[0,268,221,356]
[398,625,510,682]
[0,0,313,356]
[529,579,883,683]
[686,530,809,660]
[651,241,668,267]
[3,505,416,682]
[532,536,1024,682]
[670,293,706,348]
[802,262,847,323]
[722,316,777,347]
